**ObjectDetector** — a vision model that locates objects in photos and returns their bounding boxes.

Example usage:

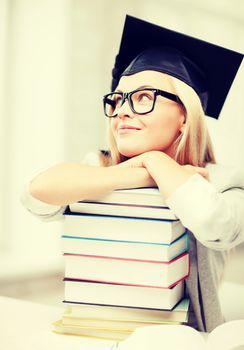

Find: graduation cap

[111,15,243,119]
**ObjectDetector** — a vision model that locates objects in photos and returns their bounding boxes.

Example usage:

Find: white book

[61,233,188,262]
[69,201,177,220]
[61,318,181,331]
[53,299,189,342]
[53,319,131,341]
[86,188,166,207]
[63,280,185,311]
[62,298,189,328]
[63,213,185,244]
[64,252,189,288]
[109,320,244,350]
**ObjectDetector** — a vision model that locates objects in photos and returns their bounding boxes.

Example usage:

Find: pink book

[64,252,190,288]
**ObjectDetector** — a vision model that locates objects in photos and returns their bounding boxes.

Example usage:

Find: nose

[117,98,134,119]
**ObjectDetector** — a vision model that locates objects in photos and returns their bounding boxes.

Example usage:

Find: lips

[118,124,141,131]
[117,124,141,135]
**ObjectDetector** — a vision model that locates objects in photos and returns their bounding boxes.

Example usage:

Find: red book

[64,252,189,288]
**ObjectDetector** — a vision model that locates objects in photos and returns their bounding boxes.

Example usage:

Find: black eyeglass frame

[103,88,183,118]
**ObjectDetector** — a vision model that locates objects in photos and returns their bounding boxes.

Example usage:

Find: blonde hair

[170,77,216,166]
[102,75,216,167]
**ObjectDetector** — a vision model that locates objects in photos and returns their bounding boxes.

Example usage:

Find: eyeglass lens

[105,90,155,117]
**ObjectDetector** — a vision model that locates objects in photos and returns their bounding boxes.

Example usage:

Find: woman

[21,16,244,332]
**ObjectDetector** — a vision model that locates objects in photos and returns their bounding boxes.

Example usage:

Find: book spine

[61,192,189,316]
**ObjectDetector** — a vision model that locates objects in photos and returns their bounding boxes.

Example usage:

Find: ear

[180,124,186,133]
[179,114,186,133]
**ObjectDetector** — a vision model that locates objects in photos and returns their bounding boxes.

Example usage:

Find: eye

[105,97,116,108]
[135,90,154,103]
[112,93,123,106]
[142,94,152,101]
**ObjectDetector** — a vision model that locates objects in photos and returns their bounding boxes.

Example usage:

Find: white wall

[0,0,71,279]
[0,0,9,252]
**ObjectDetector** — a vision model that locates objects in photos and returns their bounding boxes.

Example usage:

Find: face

[110,70,185,158]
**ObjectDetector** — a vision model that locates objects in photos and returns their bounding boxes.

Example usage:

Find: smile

[117,124,141,134]
[118,128,141,135]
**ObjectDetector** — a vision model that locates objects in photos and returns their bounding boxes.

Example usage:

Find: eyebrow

[115,85,154,93]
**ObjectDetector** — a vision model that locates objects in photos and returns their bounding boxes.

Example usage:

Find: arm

[29,162,155,206]
[21,152,155,221]
[119,150,209,198]
[122,151,244,250]
[165,174,244,250]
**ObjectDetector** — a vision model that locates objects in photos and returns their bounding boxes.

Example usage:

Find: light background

[0,0,244,313]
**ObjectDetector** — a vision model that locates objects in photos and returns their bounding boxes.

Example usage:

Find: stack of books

[53,188,190,340]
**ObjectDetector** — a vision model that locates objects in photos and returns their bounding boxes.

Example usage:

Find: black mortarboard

[111,15,243,119]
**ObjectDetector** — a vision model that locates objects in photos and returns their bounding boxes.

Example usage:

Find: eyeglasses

[103,88,183,118]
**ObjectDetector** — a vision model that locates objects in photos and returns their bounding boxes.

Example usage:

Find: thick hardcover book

[53,299,189,341]
[63,298,189,323]
[64,252,189,288]
[63,212,185,244]
[61,233,188,262]
[62,298,189,328]
[63,279,184,310]
[83,188,166,207]
[69,201,177,220]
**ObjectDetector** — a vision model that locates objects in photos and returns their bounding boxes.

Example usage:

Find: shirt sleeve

[165,173,244,251]
[20,182,66,222]
[20,151,101,222]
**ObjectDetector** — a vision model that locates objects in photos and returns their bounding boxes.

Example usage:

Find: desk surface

[0,296,114,350]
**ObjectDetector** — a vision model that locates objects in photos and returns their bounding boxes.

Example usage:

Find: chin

[116,146,139,158]
[117,145,149,158]
[120,150,141,158]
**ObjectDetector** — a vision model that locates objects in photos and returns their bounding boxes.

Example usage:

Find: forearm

[143,153,244,249]
[30,162,154,205]
[143,152,192,199]
[166,174,244,250]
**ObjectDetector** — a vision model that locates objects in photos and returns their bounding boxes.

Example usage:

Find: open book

[109,320,244,350]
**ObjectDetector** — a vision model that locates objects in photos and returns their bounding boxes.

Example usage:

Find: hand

[116,153,147,169]
[116,152,210,198]
[116,151,161,169]
[117,152,209,180]
[114,153,157,187]
[182,164,209,181]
